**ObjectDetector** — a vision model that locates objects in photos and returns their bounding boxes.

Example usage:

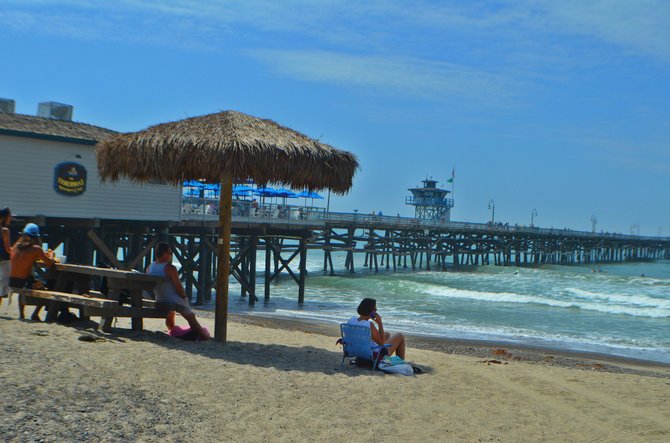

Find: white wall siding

[0,135,181,220]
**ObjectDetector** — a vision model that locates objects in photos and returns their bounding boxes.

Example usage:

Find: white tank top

[147,262,183,305]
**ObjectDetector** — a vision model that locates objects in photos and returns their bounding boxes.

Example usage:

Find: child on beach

[10,223,55,320]
[0,207,13,303]
[348,298,406,359]
[146,242,209,340]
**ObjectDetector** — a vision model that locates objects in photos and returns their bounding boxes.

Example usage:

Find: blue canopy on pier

[183,180,205,188]
[295,190,324,199]
[233,184,254,193]
[253,187,278,197]
[273,188,298,198]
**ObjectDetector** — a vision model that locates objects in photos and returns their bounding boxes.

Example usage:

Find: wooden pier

[5,113,666,308]
[24,210,670,307]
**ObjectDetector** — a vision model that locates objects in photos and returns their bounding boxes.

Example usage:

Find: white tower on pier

[406,178,454,221]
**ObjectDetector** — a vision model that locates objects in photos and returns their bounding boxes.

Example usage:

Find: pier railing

[320,212,666,241]
[405,196,455,208]
[180,198,668,242]
[181,197,326,222]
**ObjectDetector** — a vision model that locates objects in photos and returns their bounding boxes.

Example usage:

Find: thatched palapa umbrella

[96,110,358,342]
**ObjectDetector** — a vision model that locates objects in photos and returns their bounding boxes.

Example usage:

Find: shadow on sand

[71,319,432,376]
[2,307,432,376]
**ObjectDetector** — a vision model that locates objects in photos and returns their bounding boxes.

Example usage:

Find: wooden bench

[19,289,118,322]
[18,289,170,332]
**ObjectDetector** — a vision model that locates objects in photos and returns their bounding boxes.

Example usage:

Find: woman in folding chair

[347,298,406,359]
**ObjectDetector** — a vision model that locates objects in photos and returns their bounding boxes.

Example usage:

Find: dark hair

[13,235,39,251]
[155,242,171,258]
[0,207,10,227]
[357,298,377,316]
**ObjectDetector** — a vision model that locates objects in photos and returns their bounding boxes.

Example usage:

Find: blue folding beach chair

[340,323,392,370]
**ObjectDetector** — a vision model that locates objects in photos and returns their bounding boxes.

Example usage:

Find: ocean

[214,252,670,364]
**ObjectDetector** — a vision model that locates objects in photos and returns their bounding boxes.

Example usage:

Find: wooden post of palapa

[215,176,233,342]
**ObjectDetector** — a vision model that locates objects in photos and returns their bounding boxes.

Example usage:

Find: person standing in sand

[10,223,54,320]
[146,242,209,340]
[0,207,14,303]
[348,298,406,359]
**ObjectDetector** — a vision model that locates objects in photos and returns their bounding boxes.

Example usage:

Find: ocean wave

[421,284,670,318]
[565,287,670,309]
[626,277,670,286]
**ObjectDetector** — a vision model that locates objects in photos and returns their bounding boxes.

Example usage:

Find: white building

[0,103,180,222]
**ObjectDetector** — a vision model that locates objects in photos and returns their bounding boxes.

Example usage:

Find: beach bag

[377,356,414,376]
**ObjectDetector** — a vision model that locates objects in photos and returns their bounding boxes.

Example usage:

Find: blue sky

[2,0,669,235]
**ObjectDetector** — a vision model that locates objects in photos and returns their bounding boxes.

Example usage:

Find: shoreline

[216,261,670,367]
[208,310,670,376]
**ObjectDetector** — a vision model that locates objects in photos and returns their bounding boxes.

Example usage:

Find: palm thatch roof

[96,110,358,194]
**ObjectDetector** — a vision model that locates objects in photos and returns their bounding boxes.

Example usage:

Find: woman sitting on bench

[10,223,54,320]
[147,242,209,340]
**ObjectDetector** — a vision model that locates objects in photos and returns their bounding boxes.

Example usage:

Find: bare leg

[385,333,406,359]
[165,311,176,330]
[182,312,208,340]
[31,306,42,321]
[19,301,25,319]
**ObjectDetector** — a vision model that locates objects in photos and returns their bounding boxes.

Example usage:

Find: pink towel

[168,325,210,341]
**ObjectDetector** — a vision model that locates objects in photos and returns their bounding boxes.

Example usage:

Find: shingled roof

[0,112,116,145]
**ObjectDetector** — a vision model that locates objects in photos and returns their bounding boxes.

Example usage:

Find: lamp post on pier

[488,200,495,224]
[530,208,537,227]
[630,223,640,236]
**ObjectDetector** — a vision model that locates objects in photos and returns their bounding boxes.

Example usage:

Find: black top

[0,228,9,261]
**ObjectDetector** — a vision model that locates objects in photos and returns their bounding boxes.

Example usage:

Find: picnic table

[21,264,168,332]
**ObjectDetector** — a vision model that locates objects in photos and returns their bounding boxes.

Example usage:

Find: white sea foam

[627,277,670,287]
[565,287,670,309]
[421,284,670,318]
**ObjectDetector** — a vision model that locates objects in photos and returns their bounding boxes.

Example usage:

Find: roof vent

[38,101,73,121]
[0,98,16,114]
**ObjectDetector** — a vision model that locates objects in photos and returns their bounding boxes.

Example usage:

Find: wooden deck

[21,209,670,310]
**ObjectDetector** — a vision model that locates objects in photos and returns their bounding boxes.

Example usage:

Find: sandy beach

[1,302,669,443]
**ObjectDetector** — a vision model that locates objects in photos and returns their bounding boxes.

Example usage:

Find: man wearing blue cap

[10,223,54,320]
